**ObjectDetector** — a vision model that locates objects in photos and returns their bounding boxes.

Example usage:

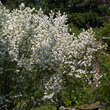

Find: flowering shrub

[2,3,103,73]
[0,2,105,108]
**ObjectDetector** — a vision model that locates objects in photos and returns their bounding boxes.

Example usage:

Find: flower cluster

[0,2,105,100]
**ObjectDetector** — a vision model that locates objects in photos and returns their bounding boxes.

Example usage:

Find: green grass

[31,105,56,110]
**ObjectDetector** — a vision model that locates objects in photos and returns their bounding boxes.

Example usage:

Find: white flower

[43,93,55,100]
[20,3,25,9]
